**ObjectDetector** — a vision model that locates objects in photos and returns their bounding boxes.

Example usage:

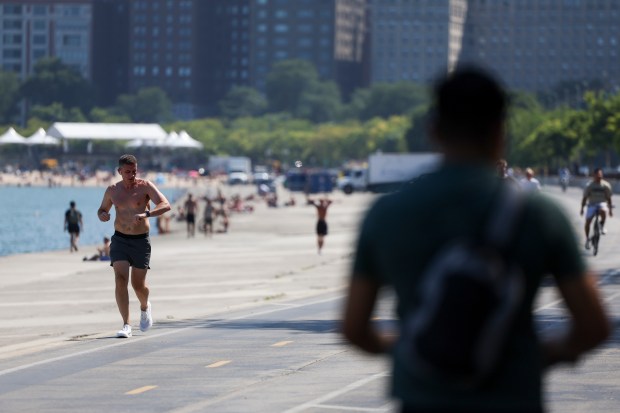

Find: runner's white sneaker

[117,324,132,338]
[601,226,607,235]
[140,301,153,332]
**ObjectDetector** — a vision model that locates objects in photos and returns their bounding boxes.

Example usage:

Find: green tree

[0,70,20,123]
[404,105,433,152]
[116,87,172,123]
[265,59,320,115]
[89,107,131,123]
[20,57,94,113]
[348,82,428,121]
[297,81,342,123]
[582,92,616,167]
[30,103,87,123]
[219,86,267,119]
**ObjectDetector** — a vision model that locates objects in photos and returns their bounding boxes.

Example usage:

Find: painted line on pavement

[126,385,157,395]
[271,340,294,347]
[281,371,388,413]
[206,360,231,368]
[315,403,391,412]
[0,294,343,377]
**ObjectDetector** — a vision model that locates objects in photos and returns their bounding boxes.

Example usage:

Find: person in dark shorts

[308,197,333,254]
[97,154,171,339]
[203,198,215,236]
[184,193,198,238]
[64,201,83,252]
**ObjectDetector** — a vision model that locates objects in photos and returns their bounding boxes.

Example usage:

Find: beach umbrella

[0,127,27,145]
[24,128,60,146]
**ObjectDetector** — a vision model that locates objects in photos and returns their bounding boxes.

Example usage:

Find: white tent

[176,130,203,149]
[25,128,60,146]
[0,127,27,145]
[125,130,202,150]
[47,122,167,141]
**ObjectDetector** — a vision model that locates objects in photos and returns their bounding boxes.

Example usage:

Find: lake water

[0,186,186,257]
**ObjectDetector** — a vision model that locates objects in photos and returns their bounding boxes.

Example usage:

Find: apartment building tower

[0,0,92,79]
[368,0,467,84]
[199,0,368,115]
[369,0,620,97]
[459,0,620,95]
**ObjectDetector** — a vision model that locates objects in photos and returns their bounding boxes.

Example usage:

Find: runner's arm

[144,180,171,218]
[97,188,113,222]
[541,272,611,367]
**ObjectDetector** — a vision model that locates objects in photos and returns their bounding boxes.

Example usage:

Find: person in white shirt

[520,167,541,192]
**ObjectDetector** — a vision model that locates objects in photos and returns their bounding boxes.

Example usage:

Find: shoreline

[0,171,213,190]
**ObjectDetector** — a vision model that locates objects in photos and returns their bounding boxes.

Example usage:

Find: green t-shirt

[352,164,585,412]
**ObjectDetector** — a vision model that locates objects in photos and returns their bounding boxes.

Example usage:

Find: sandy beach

[0,170,213,190]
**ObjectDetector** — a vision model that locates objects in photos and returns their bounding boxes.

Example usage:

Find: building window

[33,20,46,30]
[3,34,22,44]
[275,24,289,33]
[63,35,81,47]
[165,67,173,76]
[32,5,46,15]
[3,49,21,59]
[3,5,22,14]
[33,49,46,59]
[3,20,22,30]
[32,34,46,45]
[275,10,288,18]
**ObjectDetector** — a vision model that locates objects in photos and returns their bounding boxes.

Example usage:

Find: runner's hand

[98,211,110,222]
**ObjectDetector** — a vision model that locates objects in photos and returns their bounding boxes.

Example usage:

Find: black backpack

[399,185,525,388]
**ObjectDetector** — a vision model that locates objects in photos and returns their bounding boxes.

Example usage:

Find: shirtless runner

[308,197,333,254]
[97,154,171,338]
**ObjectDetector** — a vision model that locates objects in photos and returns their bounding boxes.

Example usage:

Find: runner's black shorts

[110,231,151,269]
[316,219,328,236]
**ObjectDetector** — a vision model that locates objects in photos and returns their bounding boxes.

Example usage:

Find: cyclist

[581,167,613,249]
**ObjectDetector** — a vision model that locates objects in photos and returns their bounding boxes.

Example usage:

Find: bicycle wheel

[592,220,600,256]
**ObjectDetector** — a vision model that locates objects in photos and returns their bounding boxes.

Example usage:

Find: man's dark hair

[118,154,138,167]
[432,66,507,146]
[70,201,75,208]
[593,167,602,174]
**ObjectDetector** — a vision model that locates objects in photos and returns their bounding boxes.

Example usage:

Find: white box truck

[338,152,441,194]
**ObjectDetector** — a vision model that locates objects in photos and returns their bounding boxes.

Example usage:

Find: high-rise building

[368,0,467,84]
[0,0,93,80]
[197,0,368,115]
[368,0,620,97]
[92,0,129,106]
[458,0,620,96]
[127,0,198,119]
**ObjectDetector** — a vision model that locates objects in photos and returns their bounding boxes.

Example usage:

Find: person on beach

[64,200,83,252]
[203,198,215,236]
[308,197,333,254]
[97,154,171,338]
[184,193,198,238]
[342,67,610,413]
[83,237,111,261]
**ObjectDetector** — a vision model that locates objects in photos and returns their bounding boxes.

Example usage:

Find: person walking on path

[581,167,613,249]
[520,167,541,192]
[97,154,171,338]
[342,67,610,413]
[184,193,198,238]
[308,197,333,254]
[64,200,83,252]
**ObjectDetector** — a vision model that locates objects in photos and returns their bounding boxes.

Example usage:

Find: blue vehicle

[285,170,333,194]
